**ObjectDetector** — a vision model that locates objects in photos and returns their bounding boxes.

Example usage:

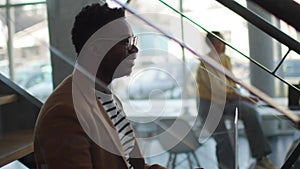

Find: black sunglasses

[125,35,138,51]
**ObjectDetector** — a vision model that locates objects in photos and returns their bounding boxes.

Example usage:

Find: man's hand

[242,96,259,104]
[229,92,259,104]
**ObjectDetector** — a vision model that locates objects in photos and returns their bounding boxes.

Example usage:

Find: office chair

[156,118,201,169]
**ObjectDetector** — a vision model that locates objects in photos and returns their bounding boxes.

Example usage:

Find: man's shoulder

[39,75,74,115]
[53,75,73,91]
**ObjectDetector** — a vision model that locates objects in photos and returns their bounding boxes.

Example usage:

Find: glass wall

[108,1,299,169]
[0,0,52,102]
[111,0,252,104]
[110,1,251,168]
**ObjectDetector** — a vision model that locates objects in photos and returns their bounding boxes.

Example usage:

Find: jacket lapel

[70,74,129,168]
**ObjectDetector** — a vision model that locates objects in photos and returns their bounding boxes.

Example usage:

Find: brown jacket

[34,75,164,169]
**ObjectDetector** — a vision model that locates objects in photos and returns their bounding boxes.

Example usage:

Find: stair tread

[0,94,18,106]
[0,129,33,167]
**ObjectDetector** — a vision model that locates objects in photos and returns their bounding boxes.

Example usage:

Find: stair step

[0,130,33,167]
[0,94,18,106]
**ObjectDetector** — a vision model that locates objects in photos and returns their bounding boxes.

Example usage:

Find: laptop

[288,84,300,110]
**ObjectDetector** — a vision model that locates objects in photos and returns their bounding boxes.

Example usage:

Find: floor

[1,131,298,169]
[139,133,298,169]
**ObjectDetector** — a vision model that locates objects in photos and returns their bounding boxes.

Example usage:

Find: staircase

[0,73,42,168]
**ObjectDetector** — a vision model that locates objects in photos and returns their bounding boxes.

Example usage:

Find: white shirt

[95,90,135,169]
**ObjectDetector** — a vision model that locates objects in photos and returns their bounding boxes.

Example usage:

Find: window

[0,0,52,102]
[11,0,45,3]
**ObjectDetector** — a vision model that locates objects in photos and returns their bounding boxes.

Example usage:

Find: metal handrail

[249,0,300,32]
[159,0,300,93]
[216,0,300,91]
[217,0,300,55]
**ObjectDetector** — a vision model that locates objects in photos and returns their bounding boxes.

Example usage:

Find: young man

[196,31,277,169]
[34,3,167,169]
